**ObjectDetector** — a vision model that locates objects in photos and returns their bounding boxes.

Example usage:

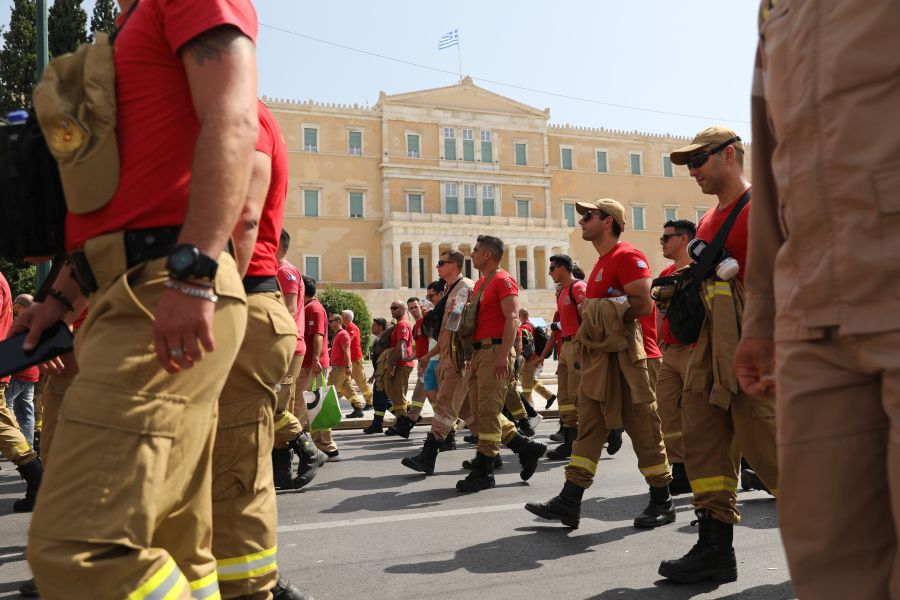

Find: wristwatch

[166,244,218,282]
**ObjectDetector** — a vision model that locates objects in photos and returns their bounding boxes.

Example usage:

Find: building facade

[267,77,749,317]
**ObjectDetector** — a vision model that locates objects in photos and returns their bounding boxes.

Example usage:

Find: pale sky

[2,1,760,139]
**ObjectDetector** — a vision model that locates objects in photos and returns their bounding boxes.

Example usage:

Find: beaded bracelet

[47,288,74,312]
[164,279,218,303]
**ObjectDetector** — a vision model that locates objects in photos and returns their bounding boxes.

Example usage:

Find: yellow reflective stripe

[126,558,188,600]
[521,388,533,393]
[189,572,220,600]
[769,488,778,497]
[411,400,425,409]
[374,411,385,416]
[690,475,738,494]
[640,461,671,477]
[273,413,292,432]
[704,281,733,301]
[216,546,277,581]
[558,404,577,412]
[479,432,502,442]
[568,454,597,475]
[433,414,455,426]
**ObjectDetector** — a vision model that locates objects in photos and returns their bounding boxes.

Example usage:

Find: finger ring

[170,348,185,358]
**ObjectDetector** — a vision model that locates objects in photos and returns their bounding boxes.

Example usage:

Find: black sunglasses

[686,136,741,169]
[581,210,609,223]
[436,260,449,267]
[660,233,685,243]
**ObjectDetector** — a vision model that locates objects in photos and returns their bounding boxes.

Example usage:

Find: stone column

[410,242,420,289]
[526,245,536,291]
[381,242,392,289]
[507,244,517,277]
[543,246,554,289]
[391,242,402,289]
[431,242,441,281]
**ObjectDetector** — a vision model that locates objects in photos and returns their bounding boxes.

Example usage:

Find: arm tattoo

[182,26,243,66]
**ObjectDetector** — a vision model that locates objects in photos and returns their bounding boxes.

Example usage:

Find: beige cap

[575,198,626,230]
[669,126,744,166]
[33,32,119,215]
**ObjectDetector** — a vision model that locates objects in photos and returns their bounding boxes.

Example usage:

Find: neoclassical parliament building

[266,77,750,315]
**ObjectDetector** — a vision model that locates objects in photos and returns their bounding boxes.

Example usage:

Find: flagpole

[456,29,462,81]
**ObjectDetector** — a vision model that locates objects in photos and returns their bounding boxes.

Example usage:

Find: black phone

[0,320,74,379]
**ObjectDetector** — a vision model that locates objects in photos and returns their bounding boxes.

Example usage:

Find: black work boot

[462,453,503,470]
[516,417,536,438]
[658,510,738,583]
[606,428,624,455]
[740,468,773,495]
[401,433,441,475]
[546,427,577,460]
[272,448,294,490]
[522,396,539,418]
[385,415,415,438]
[363,413,384,434]
[19,578,38,597]
[13,458,43,513]
[549,422,565,442]
[524,480,584,528]
[463,433,478,444]
[440,430,457,451]
[290,432,319,489]
[507,433,547,481]
[670,462,692,496]
[345,407,364,419]
[456,452,496,493]
[633,484,676,528]
[272,575,314,599]
[545,393,557,410]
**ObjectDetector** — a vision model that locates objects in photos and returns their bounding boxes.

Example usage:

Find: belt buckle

[70,250,99,296]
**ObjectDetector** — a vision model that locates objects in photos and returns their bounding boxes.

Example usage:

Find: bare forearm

[311,335,324,365]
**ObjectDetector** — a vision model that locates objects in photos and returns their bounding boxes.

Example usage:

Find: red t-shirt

[330,328,352,367]
[277,260,305,356]
[65,0,259,248]
[472,270,518,341]
[695,189,750,284]
[246,101,288,277]
[585,241,661,359]
[390,319,416,368]
[0,273,12,384]
[72,307,89,331]
[658,264,681,346]
[347,321,363,362]
[557,280,587,337]
[13,366,40,383]
[302,299,328,369]
[412,317,429,359]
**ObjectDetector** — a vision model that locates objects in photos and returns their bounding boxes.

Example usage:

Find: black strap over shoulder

[693,189,750,284]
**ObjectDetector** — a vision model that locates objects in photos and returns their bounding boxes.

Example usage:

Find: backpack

[521,327,535,358]
[532,325,549,357]
[370,324,396,363]
[422,277,460,341]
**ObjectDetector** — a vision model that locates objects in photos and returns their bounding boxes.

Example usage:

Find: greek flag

[438,29,459,50]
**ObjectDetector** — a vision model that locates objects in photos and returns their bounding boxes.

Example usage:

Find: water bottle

[445,283,470,331]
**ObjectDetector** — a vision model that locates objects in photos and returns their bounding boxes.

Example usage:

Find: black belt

[71,226,181,295]
[562,336,573,342]
[243,275,279,294]
[472,337,503,350]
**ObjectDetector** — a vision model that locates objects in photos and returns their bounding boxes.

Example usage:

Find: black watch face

[169,246,198,273]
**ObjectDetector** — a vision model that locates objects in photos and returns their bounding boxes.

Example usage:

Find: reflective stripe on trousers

[216,546,278,581]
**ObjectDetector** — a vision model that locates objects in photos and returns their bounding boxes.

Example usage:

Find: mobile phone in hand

[0,320,73,378]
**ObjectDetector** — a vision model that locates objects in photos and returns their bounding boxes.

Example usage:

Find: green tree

[0,257,37,298]
[88,0,118,42]
[48,0,87,57]
[318,286,373,355]
[0,0,37,114]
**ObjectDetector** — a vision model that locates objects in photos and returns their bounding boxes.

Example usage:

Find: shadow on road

[319,487,461,514]
[585,579,795,599]
[304,473,421,493]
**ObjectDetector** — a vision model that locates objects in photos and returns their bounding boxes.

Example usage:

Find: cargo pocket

[751,395,776,422]
[213,398,268,499]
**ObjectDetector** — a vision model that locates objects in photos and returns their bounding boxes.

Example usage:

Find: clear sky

[2,1,760,139]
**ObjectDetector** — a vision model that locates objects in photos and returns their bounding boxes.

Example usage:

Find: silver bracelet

[164,279,218,303]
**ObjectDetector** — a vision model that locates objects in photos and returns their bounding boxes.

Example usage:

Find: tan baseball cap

[575,198,626,230]
[33,32,119,215]
[669,126,744,166]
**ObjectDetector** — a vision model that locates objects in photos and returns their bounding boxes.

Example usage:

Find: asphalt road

[0,418,793,599]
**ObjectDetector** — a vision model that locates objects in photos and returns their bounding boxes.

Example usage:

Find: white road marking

[277,503,523,533]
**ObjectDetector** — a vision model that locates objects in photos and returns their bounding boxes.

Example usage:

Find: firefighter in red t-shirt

[383,300,417,437]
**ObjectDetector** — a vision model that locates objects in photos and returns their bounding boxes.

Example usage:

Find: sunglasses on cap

[686,136,741,170]
[581,210,610,223]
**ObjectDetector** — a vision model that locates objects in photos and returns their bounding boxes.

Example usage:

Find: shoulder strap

[693,189,750,284]
[471,269,499,305]
[109,0,140,44]
[567,281,583,325]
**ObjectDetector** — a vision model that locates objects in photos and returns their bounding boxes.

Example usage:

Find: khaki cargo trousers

[655,343,689,464]
[430,363,468,441]
[566,358,672,490]
[385,364,412,417]
[28,244,247,600]
[212,290,295,599]
[0,384,36,466]
[556,340,581,428]
[273,354,304,449]
[37,351,78,467]
[350,359,372,404]
[519,359,554,404]
[327,365,364,410]
[465,342,518,457]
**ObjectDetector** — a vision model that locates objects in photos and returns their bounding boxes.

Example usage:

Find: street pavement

[0,415,794,599]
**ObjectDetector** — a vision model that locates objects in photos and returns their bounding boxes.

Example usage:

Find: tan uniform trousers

[519,359,554,404]
[28,249,247,600]
[556,340,581,428]
[410,377,427,411]
[655,344,689,464]
[350,360,372,404]
[466,343,516,457]
[273,354,303,449]
[0,384,36,466]
[296,367,337,454]
[33,376,46,434]
[212,291,295,599]
[775,331,900,600]
[430,364,469,441]
[38,352,78,467]
[384,364,412,417]
[566,358,671,490]
[458,392,519,447]
[681,384,778,525]
[504,384,527,421]
[327,365,364,409]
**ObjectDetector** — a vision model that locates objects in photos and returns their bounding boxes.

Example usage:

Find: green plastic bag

[305,374,342,432]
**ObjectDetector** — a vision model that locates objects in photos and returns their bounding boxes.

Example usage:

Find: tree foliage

[0,0,36,114]
[89,0,117,42]
[318,286,373,355]
[0,258,37,298]
[48,0,87,57]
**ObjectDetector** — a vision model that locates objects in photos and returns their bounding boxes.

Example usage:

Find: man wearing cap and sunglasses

[526,199,675,530]
[658,126,778,585]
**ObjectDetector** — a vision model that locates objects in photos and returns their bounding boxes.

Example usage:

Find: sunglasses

[581,210,609,223]
[685,136,741,169]
[436,260,450,267]
[659,233,685,243]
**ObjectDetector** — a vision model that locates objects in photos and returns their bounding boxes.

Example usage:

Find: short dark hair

[372,317,387,329]
[279,229,290,250]
[406,297,420,304]
[302,275,316,298]
[611,219,622,238]
[441,250,464,270]
[549,254,574,272]
[427,279,446,293]
[664,219,697,239]
[476,235,505,260]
